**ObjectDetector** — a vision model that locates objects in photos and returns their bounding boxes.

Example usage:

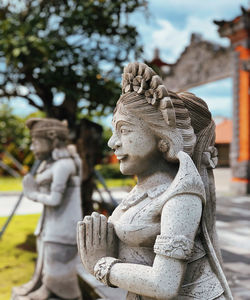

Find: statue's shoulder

[52,148,74,163]
[165,151,206,204]
[52,150,76,174]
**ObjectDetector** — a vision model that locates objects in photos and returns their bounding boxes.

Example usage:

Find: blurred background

[0,1,249,299]
[0,1,247,195]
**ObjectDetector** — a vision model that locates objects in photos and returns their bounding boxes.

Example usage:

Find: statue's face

[108,109,159,177]
[30,137,52,160]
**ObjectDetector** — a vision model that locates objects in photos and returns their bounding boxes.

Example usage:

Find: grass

[0,177,136,192]
[0,177,23,192]
[0,214,40,300]
[0,176,135,299]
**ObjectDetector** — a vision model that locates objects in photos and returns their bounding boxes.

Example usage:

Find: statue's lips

[116,154,128,161]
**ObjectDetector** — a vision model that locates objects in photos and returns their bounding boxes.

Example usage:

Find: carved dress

[109,152,226,300]
[25,148,82,299]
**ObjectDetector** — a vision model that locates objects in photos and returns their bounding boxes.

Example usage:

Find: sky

[127,0,248,120]
[6,0,249,121]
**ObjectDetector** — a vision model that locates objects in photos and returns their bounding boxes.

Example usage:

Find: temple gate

[215,8,250,194]
[153,8,250,194]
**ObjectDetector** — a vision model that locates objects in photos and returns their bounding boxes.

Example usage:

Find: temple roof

[214,7,250,41]
[147,48,172,68]
[215,119,232,144]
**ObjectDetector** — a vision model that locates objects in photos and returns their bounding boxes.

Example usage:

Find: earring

[158,140,169,153]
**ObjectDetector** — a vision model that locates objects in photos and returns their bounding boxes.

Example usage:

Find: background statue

[12,118,82,300]
[77,62,233,299]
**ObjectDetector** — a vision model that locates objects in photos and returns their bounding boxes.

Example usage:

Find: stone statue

[77,62,233,300]
[12,118,82,300]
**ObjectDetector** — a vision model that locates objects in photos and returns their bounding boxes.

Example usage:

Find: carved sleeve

[157,193,202,261]
[154,235,194,260]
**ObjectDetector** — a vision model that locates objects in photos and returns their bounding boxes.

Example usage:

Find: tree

[0,0,146,122]
[0,102,44,175]
[0,0,146,214]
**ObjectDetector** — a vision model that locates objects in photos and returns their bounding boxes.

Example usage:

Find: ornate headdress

[26,118,69,140]
[120,62,197,158]
[121,62,176,127]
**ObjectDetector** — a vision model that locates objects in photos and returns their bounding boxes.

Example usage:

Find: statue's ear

[158,140,169,153]
[158,131,183,163]
[47,130,56,140]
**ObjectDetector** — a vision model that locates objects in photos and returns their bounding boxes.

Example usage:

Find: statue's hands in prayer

[22,174,38,200]
[77,212,117,275]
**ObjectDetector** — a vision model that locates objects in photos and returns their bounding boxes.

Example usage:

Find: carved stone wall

[164,34,234,91]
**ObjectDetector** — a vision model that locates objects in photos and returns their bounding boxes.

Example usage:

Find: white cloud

[133,6,235,118]
[140,0,248,62]
[150,19,189,62]
[147,15,229,63]
[149,0,248,23]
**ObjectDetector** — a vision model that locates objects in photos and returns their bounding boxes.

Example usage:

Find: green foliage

[0,0,147,126]
[0,102,30,175]
[96,163,124,179]
[0,176,135,192]
[0,102,29,151]
[101,126,112,156]
[0,102,45,175]
[0,214,40,300]
[97,177,135,189]
[0,177,23,191]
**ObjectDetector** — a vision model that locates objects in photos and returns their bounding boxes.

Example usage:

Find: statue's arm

[107,194,202,299]
[24,159,75,206]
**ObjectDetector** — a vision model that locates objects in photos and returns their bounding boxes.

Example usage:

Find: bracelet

[94,257,122,287]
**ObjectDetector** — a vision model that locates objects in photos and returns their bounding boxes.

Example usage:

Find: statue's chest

[113,196,162,247]
[35,163,54,192]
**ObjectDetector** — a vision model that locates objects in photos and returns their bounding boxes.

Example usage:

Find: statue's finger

[92,212,101,246]
[77,221,86,261]
[100,214,107,246]
[84,216,93,247]
[91,211,100,218]
[107,222,115,247]
[77,221,84,247]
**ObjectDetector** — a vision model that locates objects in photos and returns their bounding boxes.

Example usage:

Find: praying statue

[12,118,82,300]
[77,62,232,300]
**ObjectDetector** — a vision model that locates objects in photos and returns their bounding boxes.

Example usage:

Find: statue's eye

[120,128,129,134]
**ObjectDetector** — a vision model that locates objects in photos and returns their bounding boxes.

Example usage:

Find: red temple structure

[214,7,250,194]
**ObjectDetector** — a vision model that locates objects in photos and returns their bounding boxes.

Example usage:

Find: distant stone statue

[77,62,233,299]
[12,118,82,300]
